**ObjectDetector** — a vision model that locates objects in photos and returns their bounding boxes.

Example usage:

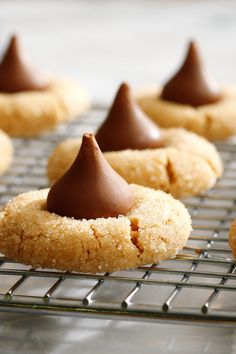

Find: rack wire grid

[0,105,236,326]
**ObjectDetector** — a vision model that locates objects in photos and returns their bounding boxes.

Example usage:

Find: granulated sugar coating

[137,86,236,141]
[0,79,90,137]
[0,184,191,273]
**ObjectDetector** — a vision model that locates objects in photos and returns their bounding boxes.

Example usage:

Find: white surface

[1,0,236,103]
[1,1,236,353]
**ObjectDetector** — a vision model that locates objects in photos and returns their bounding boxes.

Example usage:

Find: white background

[1,0,236,103]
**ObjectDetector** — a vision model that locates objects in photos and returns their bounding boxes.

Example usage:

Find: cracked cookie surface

[0,129,13,175]
[47,128,222,198]
[137,86,236,141]
[0,184,191,273]
[0,78,90,137]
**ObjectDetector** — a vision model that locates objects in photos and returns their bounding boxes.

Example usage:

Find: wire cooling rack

[0,105,236,326]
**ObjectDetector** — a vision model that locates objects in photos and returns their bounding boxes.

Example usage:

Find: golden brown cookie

[47,128,223,198]
[0,129,13,175]
[137,86,236,141]
[0,184,191,273]
[0,78,90,137]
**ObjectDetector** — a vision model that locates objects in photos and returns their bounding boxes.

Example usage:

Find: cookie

[0,129,13,175]
[0,133,192,273]
[0,78,90,137]
[0,184,192,273]
[137,86,236,141]
[47,128,223,198]
[136,41,236,141]
[0,35,90,137]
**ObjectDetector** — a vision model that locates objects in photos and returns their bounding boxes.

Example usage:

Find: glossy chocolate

[95,82,163,152]
[161,41,222,107]
[0,35,48,93]
[47,133,134,220]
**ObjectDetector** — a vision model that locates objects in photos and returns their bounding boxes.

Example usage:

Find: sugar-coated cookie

[47,128,222,198]
[0,185,191,273]
[137,86,236,141]
[0,78,90,137]
[0,35,90,137]
[137,41,236,141]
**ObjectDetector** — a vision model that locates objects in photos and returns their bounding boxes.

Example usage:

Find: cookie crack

[204,114,212,140]
[130,218,144,254]
[166,159,177,184]
[204,157,219,177]
[80,240,90,261]
[160,236,168,245]
[90,225,102,249]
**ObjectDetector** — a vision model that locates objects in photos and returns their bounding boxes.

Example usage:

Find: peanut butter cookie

[0,185,191,273]
[47,128,222,198]
[0,35,90,137]
[137,41,236,141]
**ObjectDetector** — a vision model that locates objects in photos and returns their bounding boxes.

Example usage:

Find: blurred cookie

[137,41,236,141]
[48,82,222,197]
[0,35,90,137]
[47,128,222,198]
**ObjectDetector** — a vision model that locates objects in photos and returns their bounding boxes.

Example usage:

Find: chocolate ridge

[0,35,48,93]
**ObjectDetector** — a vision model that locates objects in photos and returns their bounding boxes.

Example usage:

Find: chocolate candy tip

[95,82,163,152]
[161,40,223,107]
[47,133,134,220]
[0,34,48,93]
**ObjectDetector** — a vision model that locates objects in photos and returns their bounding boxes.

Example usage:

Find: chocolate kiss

[161,41,223,107]
[95,82,163,152]
[0,35,48,93]
[47,133,134,220]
